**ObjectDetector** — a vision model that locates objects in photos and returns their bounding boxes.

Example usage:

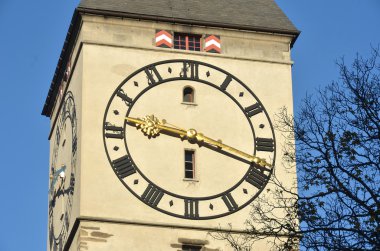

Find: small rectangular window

[174,33,202,51]
[183,87,195,103]
[184,150,195,179]
[182,244,202,251]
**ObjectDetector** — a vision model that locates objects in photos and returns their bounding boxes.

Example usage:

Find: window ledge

[181,102,198,106]
[183,178,199,182]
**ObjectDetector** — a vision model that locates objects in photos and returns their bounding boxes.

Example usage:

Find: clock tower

[42,1,299,250]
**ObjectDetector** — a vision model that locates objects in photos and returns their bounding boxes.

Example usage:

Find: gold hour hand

[125,115,271,167]
[187,129,271,167]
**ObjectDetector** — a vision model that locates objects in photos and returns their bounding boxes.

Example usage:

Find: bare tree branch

[213,47,380,250]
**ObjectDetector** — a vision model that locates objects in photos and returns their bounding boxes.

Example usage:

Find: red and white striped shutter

[204,35,221,53]
[155,30,173,48]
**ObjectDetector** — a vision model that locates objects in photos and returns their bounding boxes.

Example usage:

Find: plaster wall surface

[48,52,83,250]
[79,16,293,64]
[72,220,275,251]
[48,15,296,250]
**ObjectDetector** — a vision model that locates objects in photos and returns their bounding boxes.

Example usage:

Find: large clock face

[103,60,275,219]
[49,91,77,249]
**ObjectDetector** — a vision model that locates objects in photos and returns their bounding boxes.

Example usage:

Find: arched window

[183,87,194,103]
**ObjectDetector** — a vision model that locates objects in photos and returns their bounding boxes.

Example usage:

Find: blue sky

[0,1,379,250]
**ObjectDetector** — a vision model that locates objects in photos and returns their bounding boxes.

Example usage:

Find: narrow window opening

[182,244,202,251]
[184,150,195,179]
[174,33,201,51]
[183,87,194,103]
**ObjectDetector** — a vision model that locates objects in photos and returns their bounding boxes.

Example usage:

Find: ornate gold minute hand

[125,115,271,167]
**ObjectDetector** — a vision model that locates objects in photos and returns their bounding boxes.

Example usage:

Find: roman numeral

[104,124,124,139]
[69,173,75,195]
[255,138,274,152]
[55,129,61,146]
[220,75,232,90]
[244,103,263,117]
[222,193,238,212]
[67,193,73,208]
[54,241,62,251]
[111,155,136,178]
[64,213,70,228]
[117,89,133,104]
[181,61,199,80]
[141,184,164,207]
[72,135,77,154]
[245,166,269,189]
[49,228,54,248]
[184,199,199,219]
[145,66,163,85]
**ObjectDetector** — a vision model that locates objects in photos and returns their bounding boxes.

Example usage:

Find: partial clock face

[103,60,275,219]
[49,91,77,249]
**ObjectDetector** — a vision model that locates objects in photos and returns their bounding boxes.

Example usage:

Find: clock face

[49,91,77,249]
[103,60,275,219]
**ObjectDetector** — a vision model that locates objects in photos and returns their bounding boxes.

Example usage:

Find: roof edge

[41,9,82,117]
[79,7,300,38]
[42,7,300,117]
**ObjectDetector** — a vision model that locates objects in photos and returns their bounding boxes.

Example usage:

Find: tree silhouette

[214,48,380,250]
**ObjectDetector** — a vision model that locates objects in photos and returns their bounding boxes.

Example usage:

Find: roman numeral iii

[255,138,274,152]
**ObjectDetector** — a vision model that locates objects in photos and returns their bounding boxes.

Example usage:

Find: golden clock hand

[184,129,271,167]
[126,115,271,167]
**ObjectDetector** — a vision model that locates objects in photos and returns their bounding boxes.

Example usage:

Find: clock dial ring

[103,60,275,219]
[123,79,264,199]
[49,91,77,248]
